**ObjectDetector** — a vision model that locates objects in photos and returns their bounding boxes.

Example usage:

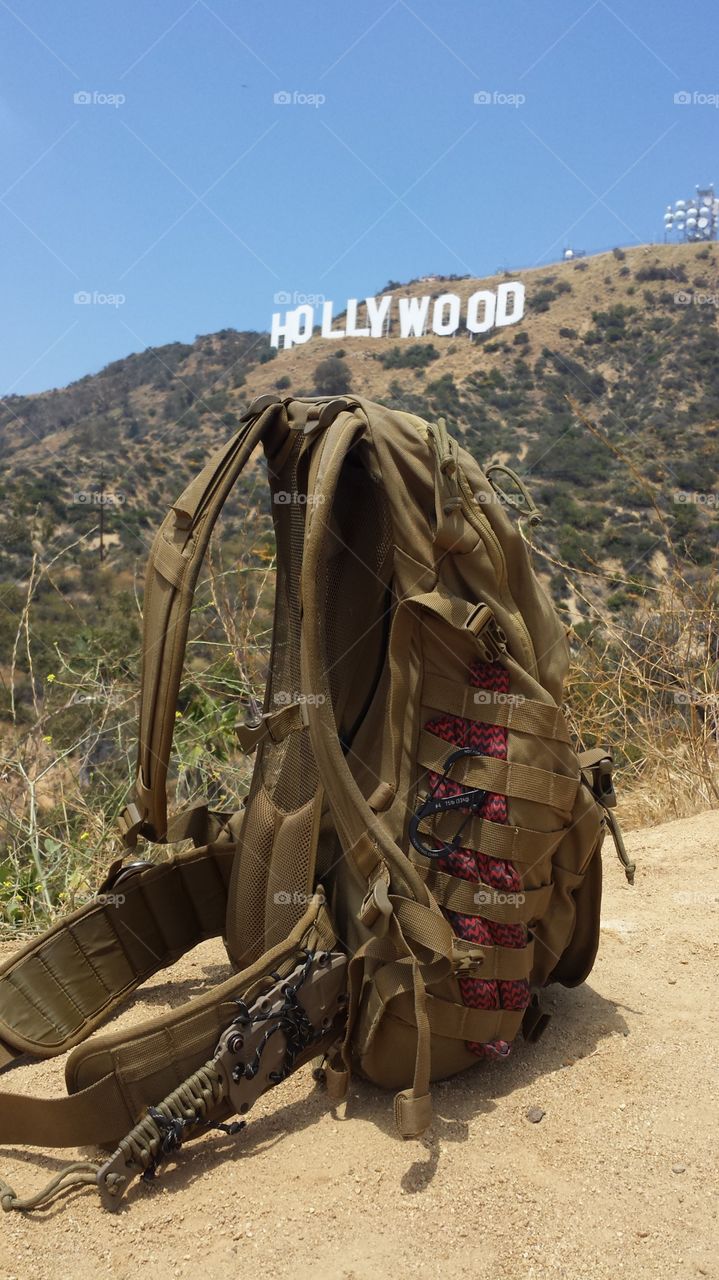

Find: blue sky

[1,0,717,394]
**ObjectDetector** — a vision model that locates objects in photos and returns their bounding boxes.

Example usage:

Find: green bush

[635,263,687,283]
[313,356,352,395]
[425,373,460,415]
[380,344,440,369]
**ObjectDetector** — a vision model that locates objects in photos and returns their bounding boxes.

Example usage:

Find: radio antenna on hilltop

[664,184,718,242]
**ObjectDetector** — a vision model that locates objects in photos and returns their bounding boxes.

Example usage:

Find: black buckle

[409,746,489,860]
[97,859,153,896]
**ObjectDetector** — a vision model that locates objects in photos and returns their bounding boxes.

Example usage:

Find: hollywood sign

[270,282,525,349]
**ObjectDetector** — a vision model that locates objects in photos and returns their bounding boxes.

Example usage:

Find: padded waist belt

[0,878,335,1151]
[0,846,233,1065]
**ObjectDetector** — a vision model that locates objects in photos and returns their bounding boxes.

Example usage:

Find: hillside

[2,240,718,601]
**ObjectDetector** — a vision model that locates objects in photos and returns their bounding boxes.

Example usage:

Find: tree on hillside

[313,356,352,396]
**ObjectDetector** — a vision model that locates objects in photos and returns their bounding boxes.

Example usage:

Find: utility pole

[98,465,105,563]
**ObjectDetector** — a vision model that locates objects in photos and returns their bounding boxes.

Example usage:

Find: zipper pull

[427,419,478,555]
[485,463,542,527]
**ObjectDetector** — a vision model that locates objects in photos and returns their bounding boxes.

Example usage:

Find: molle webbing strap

[387,893,531,979]
[0,847,232,1065]
[121,397,288,847]
[417,728,580,813]
[366,962,525,1043]
[421,673,571,743]
[411,811,565,867]
[414,864,553,924]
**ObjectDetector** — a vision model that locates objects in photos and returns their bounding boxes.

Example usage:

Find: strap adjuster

[579,748,617,809]
[578,749,635,884]
[236,700,309,753]
[451,943,485,976]
[117,801,145,849]
[359,878,392,929]
[463,604,508,661]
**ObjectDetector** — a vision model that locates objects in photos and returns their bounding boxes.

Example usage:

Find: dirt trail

[1,810,717,1280]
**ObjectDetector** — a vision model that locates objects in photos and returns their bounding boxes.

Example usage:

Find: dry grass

[565,566,719,828]
[0,535,270,936]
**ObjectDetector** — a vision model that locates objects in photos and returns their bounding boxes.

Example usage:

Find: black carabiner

[408,746,489,860]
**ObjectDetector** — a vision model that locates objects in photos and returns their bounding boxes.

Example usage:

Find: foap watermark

[273,290,326,306]
[673,689,718,708]
[92,892,126,908]
[674,290,719,307]
[673,490,718,508]
[273,690,326,706]
[474,888,526,908]
[273,890,314,906]
[273,490,325,506]
[473,690,526,706]
[71,690,125,707]
[273,89,325,108]
[74,290,126,308]
[673,890,718,908]
[474,89,526,108]
[73,89,126,108]
[72,490,126,506]
[674,90,719,108]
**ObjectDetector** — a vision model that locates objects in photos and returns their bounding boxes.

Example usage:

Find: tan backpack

[0,394,633,1213]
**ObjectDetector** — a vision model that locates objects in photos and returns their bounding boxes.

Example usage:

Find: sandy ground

[1,810,717,1280]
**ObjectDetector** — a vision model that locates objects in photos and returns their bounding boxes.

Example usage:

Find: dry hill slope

[2,239,718,596]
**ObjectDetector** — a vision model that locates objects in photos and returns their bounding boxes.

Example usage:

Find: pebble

[526,1107,546,1124]
[672,1163,686,1174]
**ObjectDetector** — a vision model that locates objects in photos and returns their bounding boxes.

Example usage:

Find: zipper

[455,466,539,681]
[416,416,540,683]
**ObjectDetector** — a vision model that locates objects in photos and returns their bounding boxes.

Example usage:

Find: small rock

[672,1162,686,1174]
[668,978,677,985]
[526,1106,545,1124]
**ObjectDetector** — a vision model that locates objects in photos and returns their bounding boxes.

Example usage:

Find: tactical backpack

[0,394,634,1213]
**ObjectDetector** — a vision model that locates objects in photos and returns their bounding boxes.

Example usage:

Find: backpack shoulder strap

[119,395,288,849]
